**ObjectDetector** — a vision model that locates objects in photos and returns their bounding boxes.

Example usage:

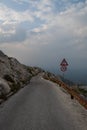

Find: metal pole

[63,72,64,79]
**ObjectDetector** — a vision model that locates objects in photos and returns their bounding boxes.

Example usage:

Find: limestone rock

[0,78,10,96]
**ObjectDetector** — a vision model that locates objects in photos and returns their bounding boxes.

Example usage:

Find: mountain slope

[0,50,43,99]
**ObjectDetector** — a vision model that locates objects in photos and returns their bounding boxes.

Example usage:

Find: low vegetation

[78,88,87,97]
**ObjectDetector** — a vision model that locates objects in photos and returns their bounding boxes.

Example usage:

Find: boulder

[0,78,11,97]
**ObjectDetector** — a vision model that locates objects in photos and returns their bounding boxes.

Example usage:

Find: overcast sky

[0,0,87,83]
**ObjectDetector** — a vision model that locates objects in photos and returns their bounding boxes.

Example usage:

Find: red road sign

[60,58,68,72]
[60,58,68,66]
[60,66,67,72]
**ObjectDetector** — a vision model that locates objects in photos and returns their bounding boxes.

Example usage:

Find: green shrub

[11,82,21,92]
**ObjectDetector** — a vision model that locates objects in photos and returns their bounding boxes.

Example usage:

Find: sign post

[60,58,68,78]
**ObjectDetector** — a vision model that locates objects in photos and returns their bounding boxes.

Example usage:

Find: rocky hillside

[0,50,44,100]
[0,50,86,105]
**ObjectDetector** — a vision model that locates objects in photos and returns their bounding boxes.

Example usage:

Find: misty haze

[0,0,87,85]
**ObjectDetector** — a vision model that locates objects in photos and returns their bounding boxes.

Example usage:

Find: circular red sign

[60,66,67,72]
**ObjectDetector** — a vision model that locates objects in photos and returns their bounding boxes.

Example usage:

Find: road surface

[0,75,87,130]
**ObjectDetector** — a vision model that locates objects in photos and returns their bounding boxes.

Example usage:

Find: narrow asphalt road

[0,75,87,130]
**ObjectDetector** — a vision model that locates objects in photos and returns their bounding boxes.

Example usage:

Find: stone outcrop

[0,78,10,99]
[0,50,43,100]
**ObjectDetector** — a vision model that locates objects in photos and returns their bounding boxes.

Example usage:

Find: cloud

[0,0,87,46]
[13,0,34,4]
[0,26,27,43]
[0,3,34,23]
[1,0,87,50]
[0,0,54,43]
[0,3,34,43]
[0,0,87,83]
[22,0,87,72]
